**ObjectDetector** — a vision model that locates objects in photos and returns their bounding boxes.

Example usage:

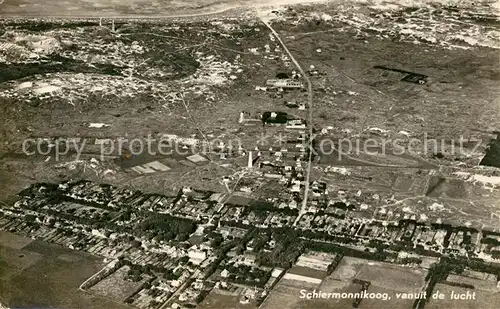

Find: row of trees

[137,214,197,242]
[256,228,305,269]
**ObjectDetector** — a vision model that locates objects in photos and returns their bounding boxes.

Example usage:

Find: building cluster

[2,178,500,308]
[0,181,225,309]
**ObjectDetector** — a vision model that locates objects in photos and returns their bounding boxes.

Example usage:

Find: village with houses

[1,0,500,309]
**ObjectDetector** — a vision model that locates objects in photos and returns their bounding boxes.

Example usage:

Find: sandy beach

[0,0,332,18]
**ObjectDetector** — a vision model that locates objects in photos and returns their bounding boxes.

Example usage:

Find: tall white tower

[247,151,253,169]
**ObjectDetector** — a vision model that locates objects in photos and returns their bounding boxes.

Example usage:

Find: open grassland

[323,256,427,292]
[261,279,319,309]
[425,283,500,309]
[278,21,500,143]
[0,232,130,309]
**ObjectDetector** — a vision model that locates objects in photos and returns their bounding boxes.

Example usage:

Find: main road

[259,17,314,226]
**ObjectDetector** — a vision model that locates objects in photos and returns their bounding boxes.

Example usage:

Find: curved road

[259,18,314,226]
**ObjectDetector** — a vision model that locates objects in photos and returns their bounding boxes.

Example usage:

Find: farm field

[261,278,319,309]
[200,288,259,309]
[89,265,148,303]
[316,256,427,308]
[425,283,500,309]
[0,232,129,309]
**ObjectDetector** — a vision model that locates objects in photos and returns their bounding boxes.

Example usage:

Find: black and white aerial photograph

[0,0,499,308]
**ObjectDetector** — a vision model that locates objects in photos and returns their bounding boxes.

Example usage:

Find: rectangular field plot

[0,239,129,309]
[89,265,147,303]
[0,231,34,249]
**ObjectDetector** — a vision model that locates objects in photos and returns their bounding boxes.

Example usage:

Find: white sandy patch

[16,81,33,90]
[428,202,444,212]
[183,53,241,86]
[33,85,61,95]
[89,123,110,128]
[368,127,390,134]
[472,174,500,185]
[398,131,411,138]
[453,171,500,188]
[325,166,351,175]
[0,32,62,62]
